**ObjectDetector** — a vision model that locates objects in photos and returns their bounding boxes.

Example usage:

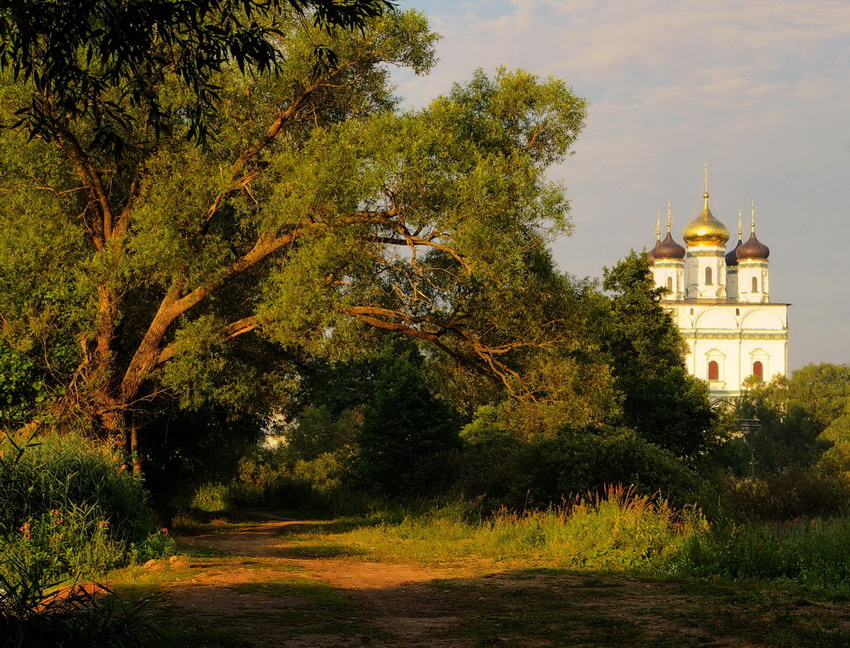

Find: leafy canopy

[0,9,593,460]
[0,0,394,154]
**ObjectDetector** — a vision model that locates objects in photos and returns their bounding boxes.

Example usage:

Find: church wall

[736,260,769,303]
[685,247,727,299]
[650,260,684,300]
[665,301,788,397]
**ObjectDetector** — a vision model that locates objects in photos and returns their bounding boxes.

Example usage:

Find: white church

[647,178,789,399]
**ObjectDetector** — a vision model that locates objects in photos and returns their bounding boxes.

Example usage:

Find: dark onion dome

[737,232,770,260]
[726,239,742,267]
[654,232,686,260]
[647,242,659,265]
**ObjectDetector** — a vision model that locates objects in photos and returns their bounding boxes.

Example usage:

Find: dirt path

[134,517,850,648]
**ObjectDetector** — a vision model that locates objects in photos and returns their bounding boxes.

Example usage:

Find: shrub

[0,432,165,647]
[455,425,706,511]
[0,432,163,580]
[717,464,850,521]
[665,516,850,596]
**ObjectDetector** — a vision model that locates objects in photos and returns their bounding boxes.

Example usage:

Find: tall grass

[664,517,850,596]
[0,431,167,647]
[290,485,707,569]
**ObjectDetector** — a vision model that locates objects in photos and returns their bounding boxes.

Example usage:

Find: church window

[666,277,673,291]
[705,267,713,285]
[753,361,764,381]
[708,361,719,380]
[752,276,758,292]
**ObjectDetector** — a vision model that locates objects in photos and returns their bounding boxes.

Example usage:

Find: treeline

[154,253,719,516]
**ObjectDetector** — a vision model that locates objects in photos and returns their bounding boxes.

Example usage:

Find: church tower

[725,211,743,300]
[644,168,789,399]
[682,170,729,300]
[736,202,770,303]
[648,204,685,300]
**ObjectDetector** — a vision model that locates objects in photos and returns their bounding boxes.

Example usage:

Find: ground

[108,516,850,647]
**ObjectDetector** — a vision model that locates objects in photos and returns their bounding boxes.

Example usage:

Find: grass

[424,571,850,648]
[664,517,850,597]
[134,495,850,648]
[274,485,706,570]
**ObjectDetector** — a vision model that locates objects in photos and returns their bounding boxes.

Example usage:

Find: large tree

[0,10,588,471]
[599,252,715,456]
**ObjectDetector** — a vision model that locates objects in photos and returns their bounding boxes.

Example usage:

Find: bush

[0,432,166,648]
[0,432,164,580]
[455,425,706,512]
[665,517,850,596]
[718,465,850,521]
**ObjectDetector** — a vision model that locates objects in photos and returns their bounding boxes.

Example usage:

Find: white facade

[648,194,788,399]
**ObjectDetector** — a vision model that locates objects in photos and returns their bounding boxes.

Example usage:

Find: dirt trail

[168,518,481,647]
[150,518,850,648]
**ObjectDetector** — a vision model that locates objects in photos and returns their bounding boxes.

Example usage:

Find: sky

[393,0,850,371]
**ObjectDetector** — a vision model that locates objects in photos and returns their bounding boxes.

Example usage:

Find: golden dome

[683,193,729,246]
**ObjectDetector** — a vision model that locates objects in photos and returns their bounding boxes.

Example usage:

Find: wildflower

[161,528,170,536]
[98,520,110,529]
[20,522,30,539]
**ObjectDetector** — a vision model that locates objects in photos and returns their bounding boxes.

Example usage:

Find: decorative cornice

[680,330,788,341]
[652,259,684,266]
[687,249,726,257]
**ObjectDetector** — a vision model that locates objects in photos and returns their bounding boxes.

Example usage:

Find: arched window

[705,267,713,285]
[666,277,673,291]
[752,276,758,293]
[753,361,764,381]
[708,360,719,380]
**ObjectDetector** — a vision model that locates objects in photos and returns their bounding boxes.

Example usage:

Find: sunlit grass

[280,485,707,570]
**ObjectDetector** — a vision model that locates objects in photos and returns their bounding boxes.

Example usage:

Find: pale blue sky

[396,0,850,370]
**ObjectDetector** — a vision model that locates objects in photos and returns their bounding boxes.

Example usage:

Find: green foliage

[0,0,395,155]
[717,376,827,477]
[599,252,716,456]
[457,412,706,511]
[0,433,164,580]
[789,363,850,429]
[0,342,45,425]
[356,352,461,495]
[704,366,850,520]
[0,8,597,470]
[666,517,850,596]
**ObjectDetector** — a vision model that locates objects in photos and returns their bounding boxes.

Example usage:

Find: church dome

[737,233,770,260]
[725,240,741,267]
[647,244,657,266]
[683,193,730,246]
[646,211,661,265]
[654,232,686,260]
[736,203,769,260]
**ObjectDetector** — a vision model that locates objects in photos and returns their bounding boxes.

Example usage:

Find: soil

[137,516,850,648]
